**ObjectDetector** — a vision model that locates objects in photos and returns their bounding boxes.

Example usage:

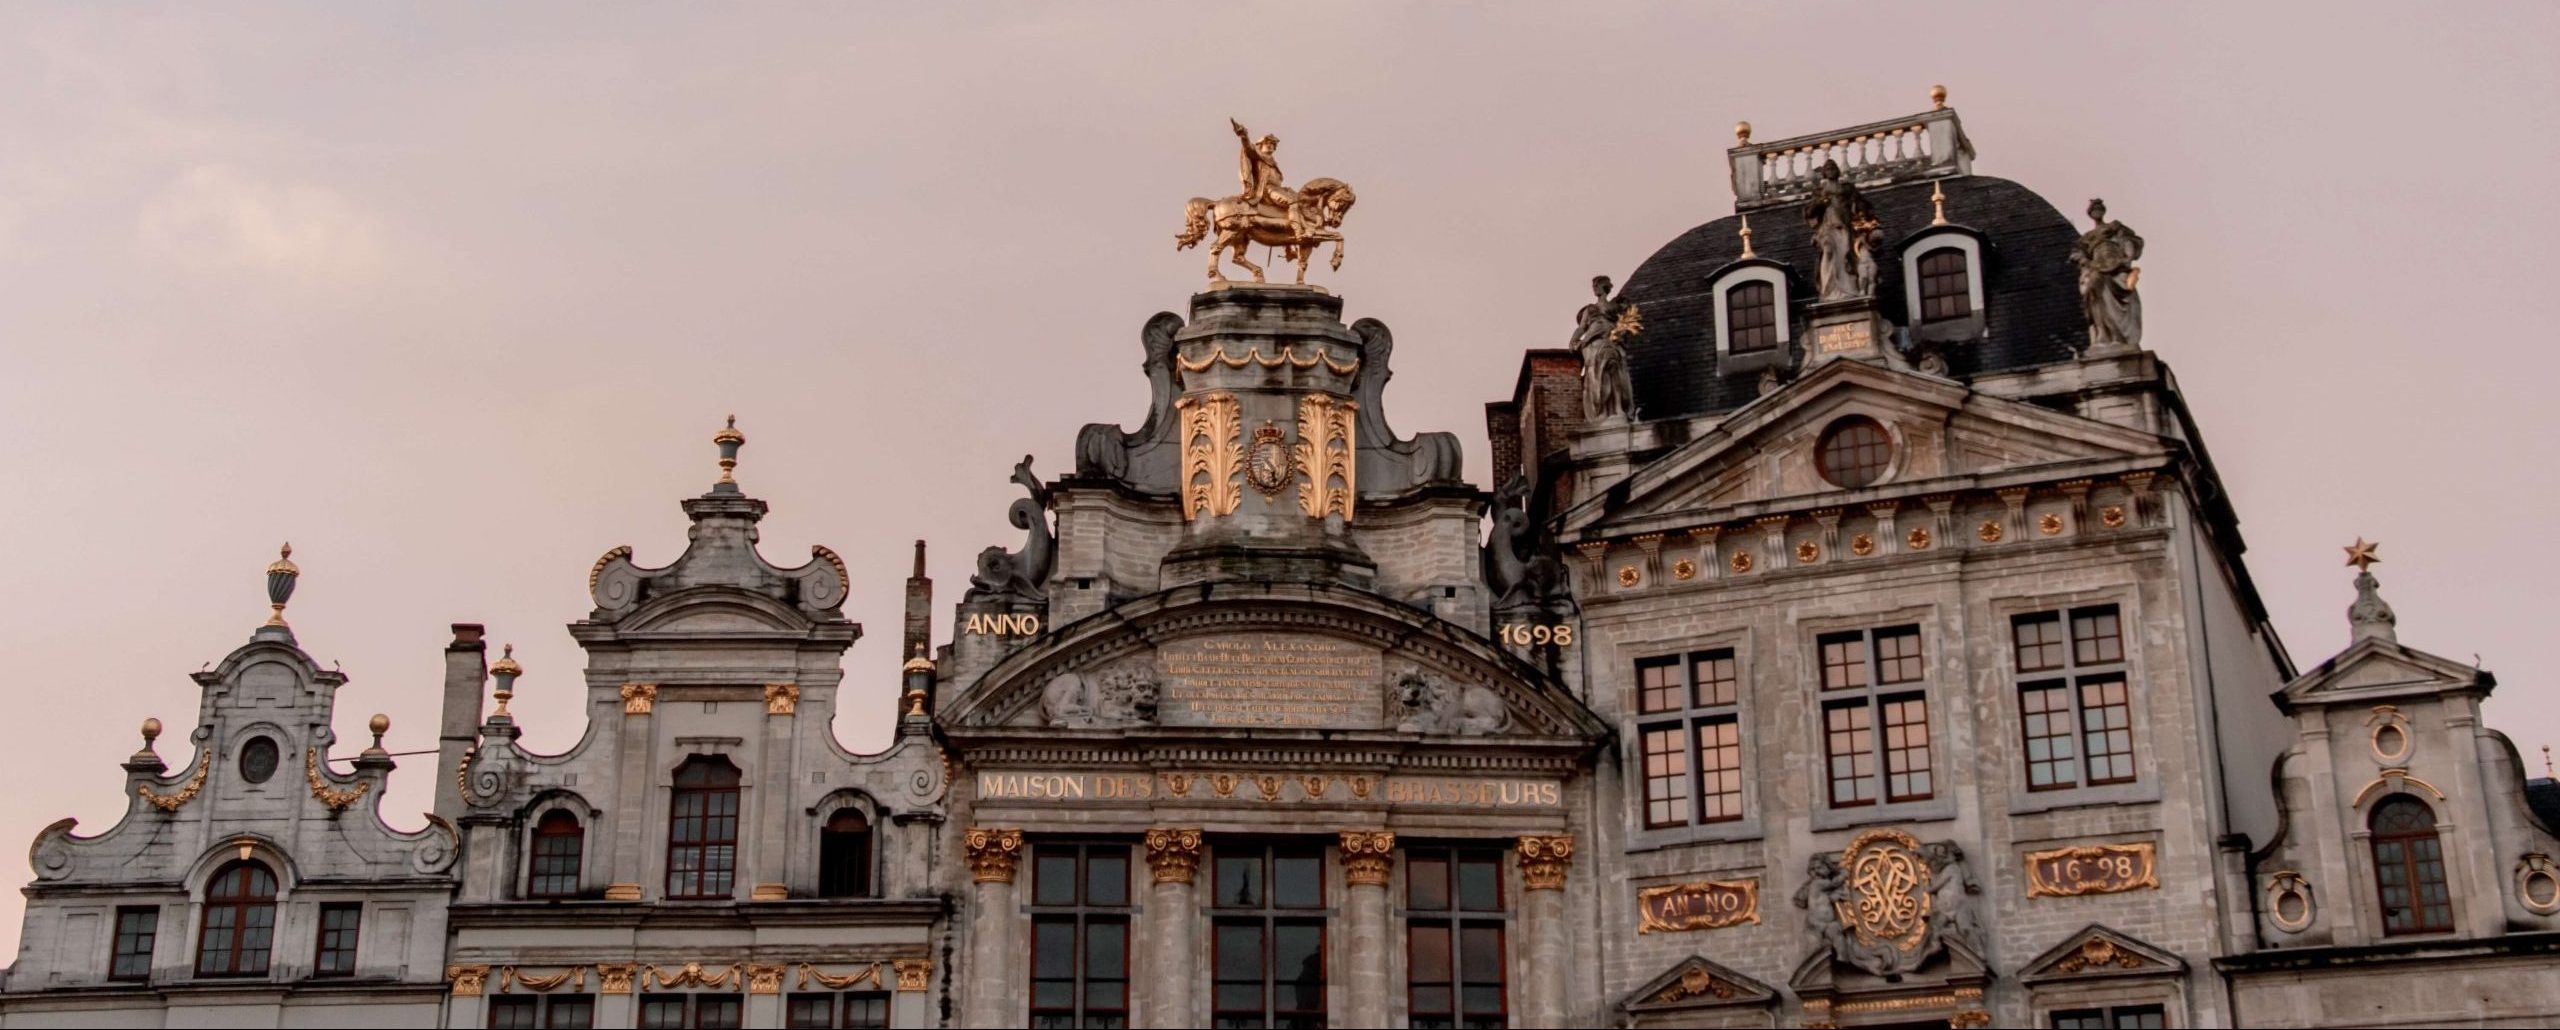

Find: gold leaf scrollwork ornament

[893,958,933,992]
[1340,830,1396,887]
[621,683,656,715]
[138,753,212,812]
[1518,834,1575,891]
[447,964,492,997]
[1840,830,1932,954]
[1145,827,1205,885]
[763,683,799,716]
[1293,394,1357,521]
[2053,937,2148,974]
[1178,392,1243,520]
[1654,966,1736,1003]
[305,748,372,812]
[965,827,1024,884]
[797,963,884,991]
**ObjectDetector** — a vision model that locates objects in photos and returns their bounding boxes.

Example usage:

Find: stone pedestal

[1518,835,1575,1028]
[962,828,1023,1029]
[1803,298,1893,369]
[1339,831,1396,1027]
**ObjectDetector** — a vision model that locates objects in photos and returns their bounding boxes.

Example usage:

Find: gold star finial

[2343,537,2381,572]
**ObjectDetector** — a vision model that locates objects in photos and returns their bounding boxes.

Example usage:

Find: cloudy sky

[2,4,2555,953]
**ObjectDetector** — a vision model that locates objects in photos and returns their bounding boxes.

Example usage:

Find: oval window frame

[238,736,280,784]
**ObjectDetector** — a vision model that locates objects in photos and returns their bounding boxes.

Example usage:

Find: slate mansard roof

[1617,174,2087,420]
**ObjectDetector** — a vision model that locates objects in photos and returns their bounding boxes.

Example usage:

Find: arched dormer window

[528,809,584,899]
[2370,795,2453,935]
[819,808,875,898]
[1711,265,1791,362]
[195,860,278,977]
[1899,229,1985,333]
[667,757,742,900]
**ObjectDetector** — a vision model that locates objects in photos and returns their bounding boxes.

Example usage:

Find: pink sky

[3,4,2555,955]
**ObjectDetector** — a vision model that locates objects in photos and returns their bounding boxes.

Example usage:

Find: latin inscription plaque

[973,771,1562,809]
[1156,635,1383,728]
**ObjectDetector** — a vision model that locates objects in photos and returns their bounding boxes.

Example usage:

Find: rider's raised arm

[1231,118,1250,142]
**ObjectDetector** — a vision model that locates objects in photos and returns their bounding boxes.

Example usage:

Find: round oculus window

[238,736,280,784]
[1816,417,1893,489]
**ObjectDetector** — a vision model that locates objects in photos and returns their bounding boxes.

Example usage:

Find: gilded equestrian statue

[1175,118,1358,286]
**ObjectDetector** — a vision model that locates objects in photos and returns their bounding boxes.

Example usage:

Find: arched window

[819,809,875,898]
[667,757,741,900]
[2370,796,2453,934]
[1725,281,1778,353]
[528,810,584,899]
[1917,248,1972,320]
[195,860,278,977]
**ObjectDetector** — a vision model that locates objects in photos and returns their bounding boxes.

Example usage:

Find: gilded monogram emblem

[1843,831,1932,952]
[1796,829,1979,978]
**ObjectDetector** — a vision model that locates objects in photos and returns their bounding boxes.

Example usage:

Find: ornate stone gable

[2017,924,2186,985]
[1619,955,1778,1019]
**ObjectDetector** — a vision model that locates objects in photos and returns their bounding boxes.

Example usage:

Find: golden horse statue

[1175,177,1358,287]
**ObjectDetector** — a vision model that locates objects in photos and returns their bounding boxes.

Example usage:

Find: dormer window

[1711,264,1791,361]
[1917,248,1972,319]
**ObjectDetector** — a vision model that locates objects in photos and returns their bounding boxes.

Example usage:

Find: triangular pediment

[1563,358,2165,538]
[2020,925,2186,984]
[939,582,1605,744]
[2279,637,2490,711]
[1622,955,1777,1014]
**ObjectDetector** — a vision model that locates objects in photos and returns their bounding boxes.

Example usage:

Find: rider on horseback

[1232,118,1303,236]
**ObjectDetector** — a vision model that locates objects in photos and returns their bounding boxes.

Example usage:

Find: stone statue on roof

[2072,197,2145,351]
[1570,275,1640,422]
[1805,159,1877,302]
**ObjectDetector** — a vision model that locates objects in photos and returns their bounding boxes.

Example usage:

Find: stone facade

[7,97,2558,1030]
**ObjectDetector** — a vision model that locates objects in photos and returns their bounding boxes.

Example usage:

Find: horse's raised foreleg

[1206,230,1231,283]
[1331,234,1346,272]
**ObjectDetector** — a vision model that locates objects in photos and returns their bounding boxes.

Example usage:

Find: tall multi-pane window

[1210,843,1326,1029]
[788,992,890,1029]
[666,757,742,900]
[312,902,361,977]
[1029,842,1132,1029]
[1818,626,1932,808]
[1635,650,1745,829]
[110,907,157,981]
[2370,796,2454,935]
[2013,605,2136,791]
[491,995,594,1029]
[194,860,278,977]
[1405,846,1507,1030]
[819,809,874,898]
[1725,281,1778,353]
[2050,1005,2165,1030]
[1917,248,1973,320]
[528,809,584,898]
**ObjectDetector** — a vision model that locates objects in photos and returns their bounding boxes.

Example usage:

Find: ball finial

[1929,84,1948,110]
[141,717,163,743]
[368,713,390,737]
[1734,121,1752,145]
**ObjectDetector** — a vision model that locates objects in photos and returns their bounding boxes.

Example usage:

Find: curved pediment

[941,582,1605,743]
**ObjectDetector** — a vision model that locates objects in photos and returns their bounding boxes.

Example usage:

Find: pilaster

[1339,830,1397,1028]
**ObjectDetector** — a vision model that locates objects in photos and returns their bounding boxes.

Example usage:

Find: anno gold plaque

[1636,879,1760,933]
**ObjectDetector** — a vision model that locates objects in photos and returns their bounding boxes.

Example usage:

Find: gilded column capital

[1145,827,1205,885]
[893,958,933,992]
[763,683,799,715]
[447,964,492,997]
[965,827,1025,884]
[620,683,656,715]
[1339,829,1397,887]
[1518,834,1575,891]
[746,963,787,995]
[595,963,637,994]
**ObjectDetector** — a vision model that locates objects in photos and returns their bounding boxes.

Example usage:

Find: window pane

[1407,925,1451,984]
[1456,855,1502,911]
[1637,657,1681,714]
[1874,626,1924,684]
[841,994,889,1030]
[314,903,361,976]
[785,996,833,1030]
[1033,919,1076,978]
[1215,922,1264,982]
[1818,419,1893,489]
[1086,919,1128,978]
[695,995,742,1029]
[1824,702,1876,806]
[1086,853,1130,907]
[2111,1005,2166,1030]
[1273,923,1324,1013]
[1882,694,1933,801]
[1697,717,1744,822]
[111,908,156,981]
[1272,851,1323,909]
[547,995,595,1030]
[2072,606,2124,666]
[2013,613,2065,672]
[1640,724,1693,828]
[2021,681,2078,789]
[1692,651,1737,708]
[2050,1010,2105,1030]
[1727,281,1777,353]
[639,996,687,1030]
[1918,248,1972,319]
[1407,855,1450,911]
[1034,852,1079,906]
[1819,633,1868,691]
[2079,675,2136,785]
[1215,854,1263,908]
[490,996,541,1030]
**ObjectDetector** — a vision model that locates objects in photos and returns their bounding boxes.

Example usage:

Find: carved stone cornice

[1340,830,1397,887]
[966,827,1024,884]
[1518,834,1575,891]
[1145,827,1205,885]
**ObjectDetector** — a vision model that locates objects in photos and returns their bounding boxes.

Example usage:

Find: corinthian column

[1338,830,1397,1028]
[962,828,1023,1029]
[1517,834,1575,1029]
[1143,828,1205,1028]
